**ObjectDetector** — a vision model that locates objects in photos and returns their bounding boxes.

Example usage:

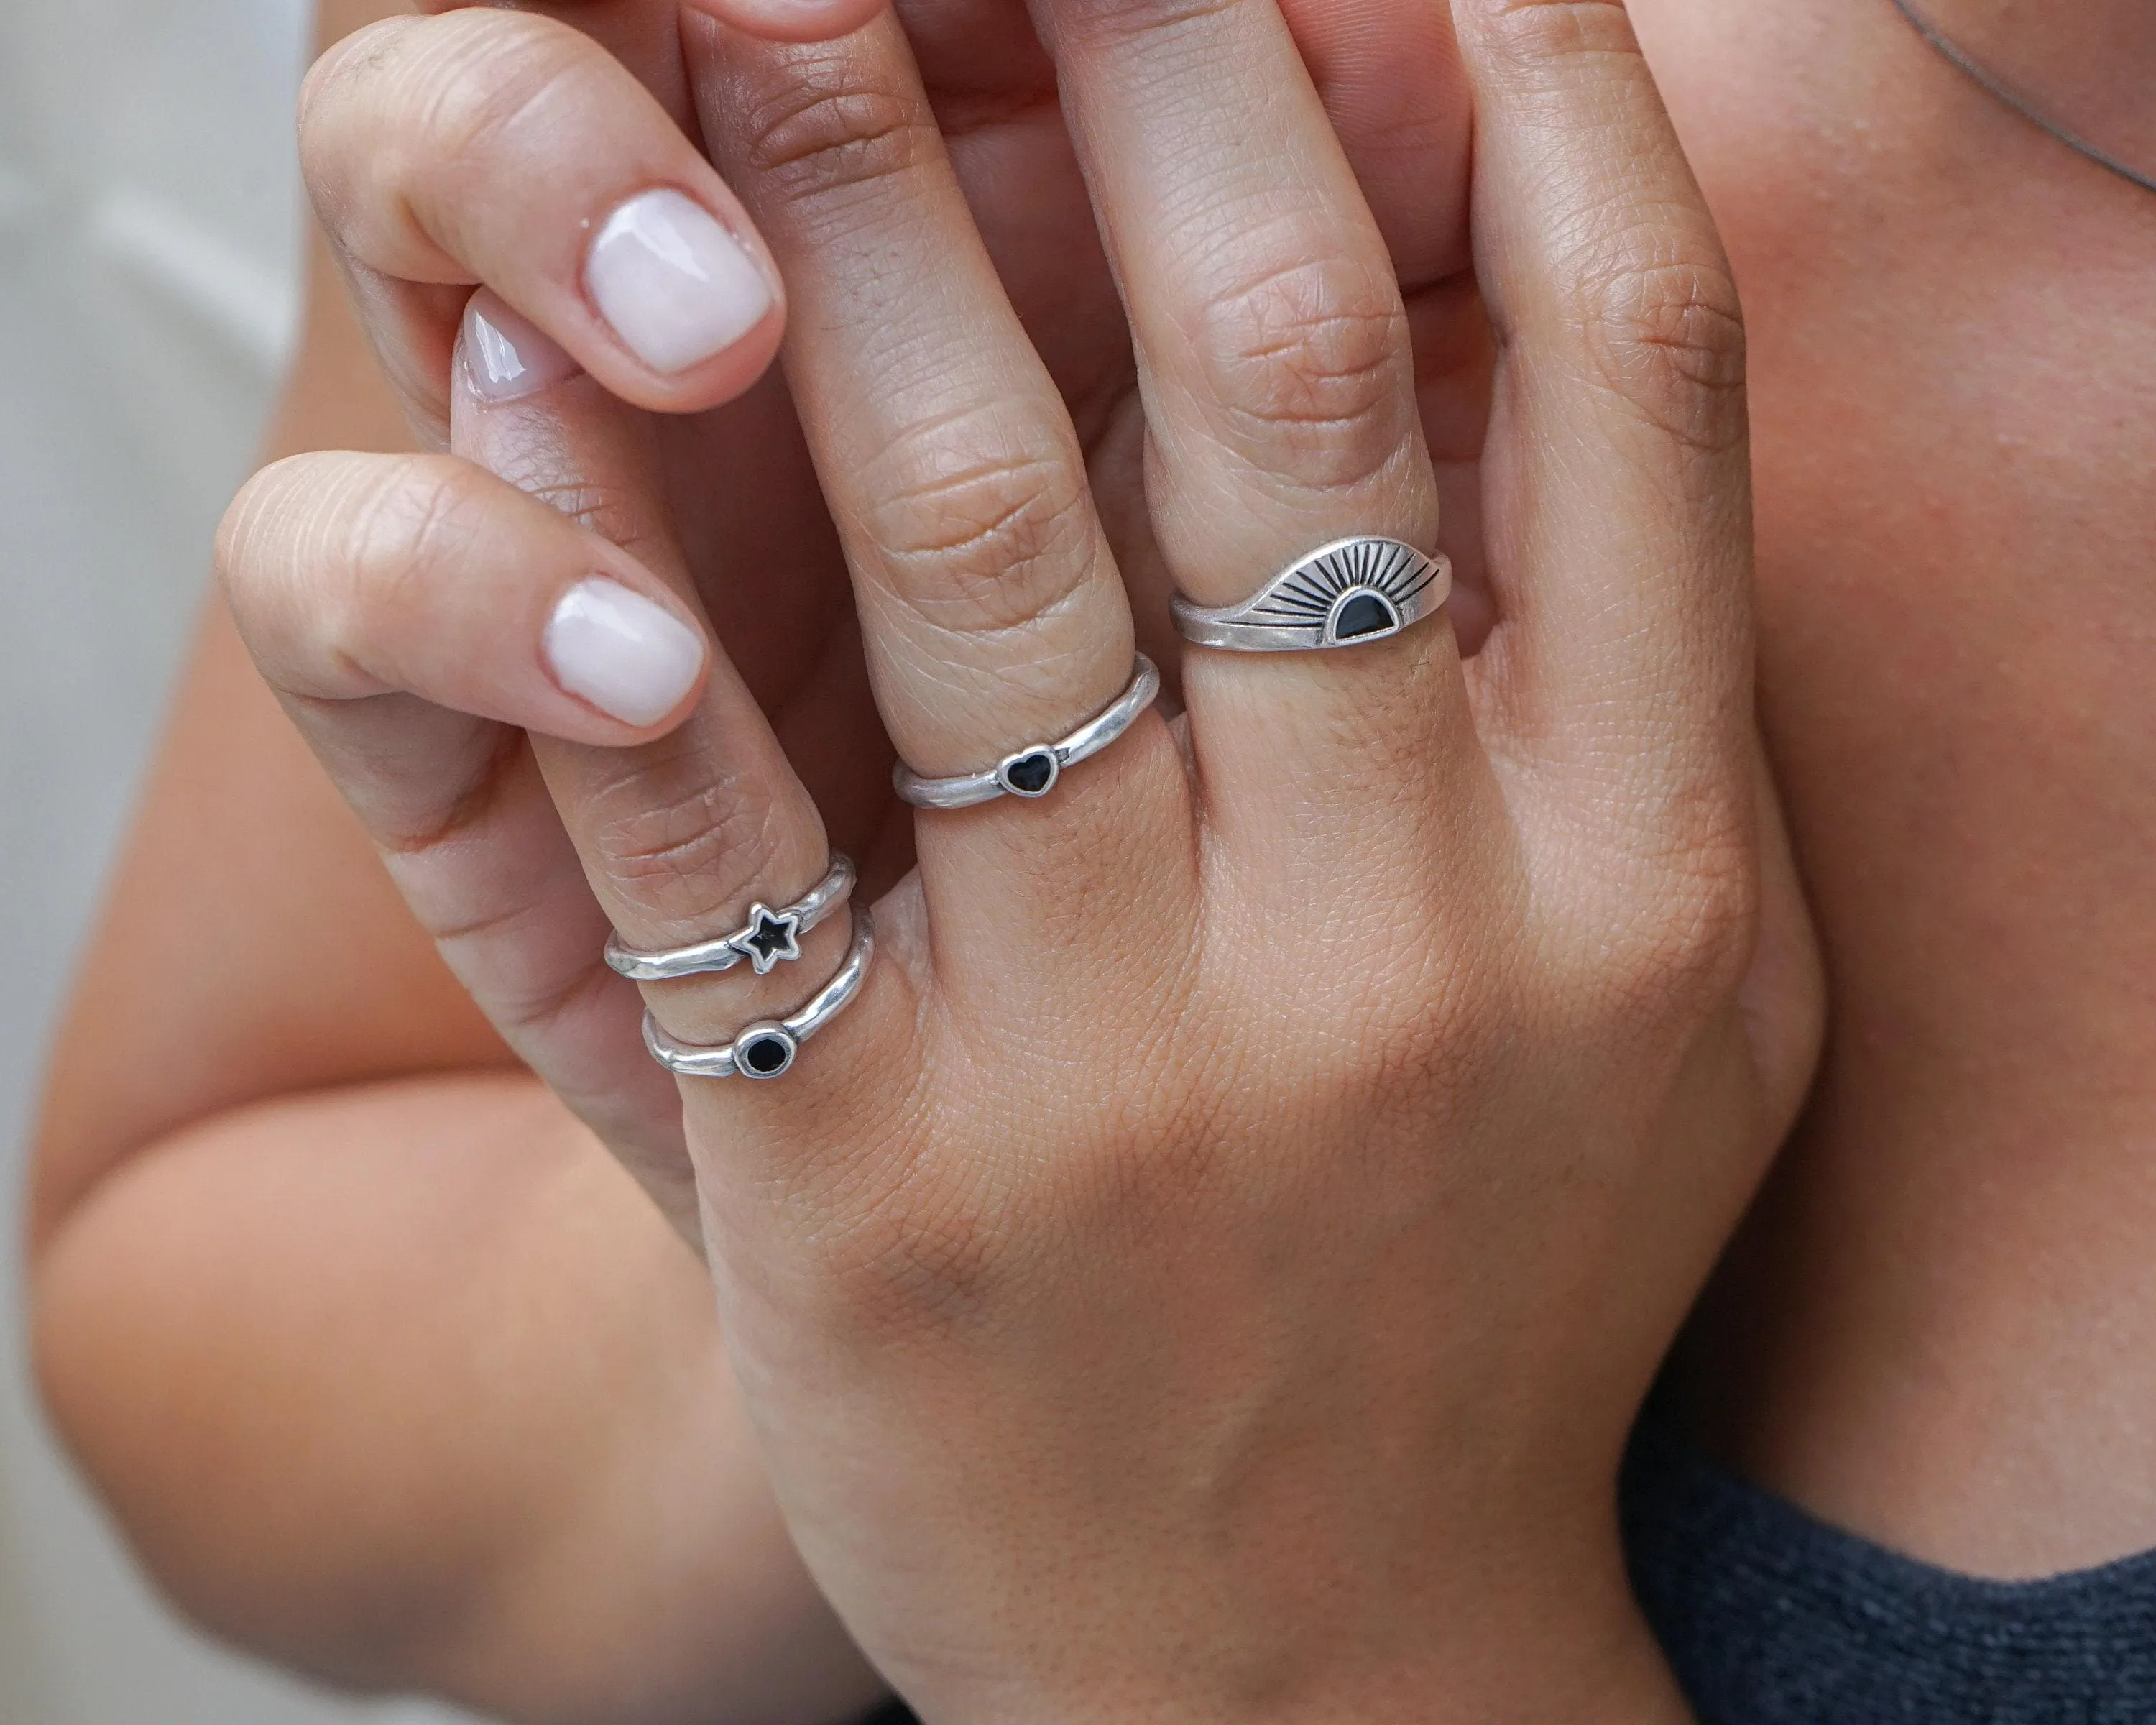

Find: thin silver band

[605,854,855,981]
[641,908,875,1082]
[1171,536,1450,653]
[893,655,1161,811]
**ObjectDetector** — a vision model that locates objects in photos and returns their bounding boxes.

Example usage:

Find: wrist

[917,1530,1688,1725]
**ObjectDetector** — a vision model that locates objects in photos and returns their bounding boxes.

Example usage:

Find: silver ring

[1171,536,1450,652]
[604,855,856,981]
[892,655,1161,811]
[641,908,875,1082]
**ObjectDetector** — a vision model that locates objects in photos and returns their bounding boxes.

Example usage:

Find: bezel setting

[734,1024,799,1080]
[996,748,1061,799]
[730,906,803,975]
[1322,586,1403,645]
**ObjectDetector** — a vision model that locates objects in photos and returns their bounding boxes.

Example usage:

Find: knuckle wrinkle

[588,756,791,933]
[1190,250,1418,490]
[403,12,599,193]
[1577,239,1746,455]
[860,431,1097,639]
[1473,0,1638,70]
[737,74,932,206]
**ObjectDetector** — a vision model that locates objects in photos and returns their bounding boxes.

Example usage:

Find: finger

[221,446,709,745]
[1275,0,1473,290]
[1030,0,1483,898]
[681,0,890,45]
[1040,0,1441,594]
[419,0,891,89]
[302,9,784,439]
[686,17,1201,1000]
[216,440,707,1236]
[448,289,923,1141]
[1450,0,1752,804]
[897,0,1132,425]
[415,0,699,127]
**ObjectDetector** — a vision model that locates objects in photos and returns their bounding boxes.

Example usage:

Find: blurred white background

[1,1,474,1719]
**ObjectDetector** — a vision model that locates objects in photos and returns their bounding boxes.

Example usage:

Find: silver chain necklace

[1889,0,2156,198]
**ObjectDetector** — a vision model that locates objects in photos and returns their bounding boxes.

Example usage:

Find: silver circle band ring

[641,907,876,1082]
[1171,536,1450,653]
[893,654,1161,811]
[604,854,856,981]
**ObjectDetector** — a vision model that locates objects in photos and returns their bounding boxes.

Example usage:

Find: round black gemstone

[1331,591,1398,640]
[741,1032,793,1076]
[1003,750,1057,796]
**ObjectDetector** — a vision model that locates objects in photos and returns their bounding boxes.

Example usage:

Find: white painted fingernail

[544,579,706,727]
[586,190,773,374]
[462,295,580,403]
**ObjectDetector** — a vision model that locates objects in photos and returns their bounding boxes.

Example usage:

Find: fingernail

[543,579,706,727]
[461,295,581,403]
[585,189,773,374]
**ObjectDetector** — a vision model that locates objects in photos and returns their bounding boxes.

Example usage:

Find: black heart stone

[1332,591,1397,640]
[741,1032,793,1076]
[1004,750,1056,796]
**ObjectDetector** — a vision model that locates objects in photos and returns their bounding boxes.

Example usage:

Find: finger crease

[374,726,533,857]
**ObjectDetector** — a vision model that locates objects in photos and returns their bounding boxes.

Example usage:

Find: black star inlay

[729,906,803,975]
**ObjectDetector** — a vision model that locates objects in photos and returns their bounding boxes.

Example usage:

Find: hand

[218,0,1470,1241]
[221,0,1821,1719]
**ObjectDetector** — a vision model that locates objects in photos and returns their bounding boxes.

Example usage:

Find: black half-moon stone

[1332,590,1398,640]
[742,1034,793,1075]
[1004,750,1057,796]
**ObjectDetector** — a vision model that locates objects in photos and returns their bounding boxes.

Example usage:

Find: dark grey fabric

[1623,1420,2156,1723]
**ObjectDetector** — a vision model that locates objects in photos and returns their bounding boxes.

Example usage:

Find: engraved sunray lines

[1246,537,1439,627]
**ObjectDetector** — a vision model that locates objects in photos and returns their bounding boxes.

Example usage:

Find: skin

[25,0,2156,1720]
[1631,0,2156,1578]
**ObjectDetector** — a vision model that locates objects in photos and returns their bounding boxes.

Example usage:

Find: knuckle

[1187,247,1419,491]
[585,751,793,936]
[340,454,489,620]
[271,454,492,692]
[735,62,934,209]
[302,9,598,234]
[1573,232,1748,455]
[1639,837,1758,1003]
[1581,816,1759,1023]
[407,12,602,186]
[219,452,481,691]
[296,17,410,179]
[1469,0,1638,71]
[857,415,1099,638]
[515,478,641,543]
[485,462,667,570]
[1058,0,1248,47]
[1458,0,1747,455]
